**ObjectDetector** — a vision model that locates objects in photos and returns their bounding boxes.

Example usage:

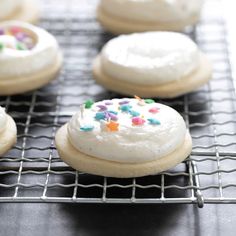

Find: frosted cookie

[93,32,212,98]
[0,21,63,95]
[0,0,39,24]
[55,98,192,178]
[0,106,17,156]
[97,0,203,34]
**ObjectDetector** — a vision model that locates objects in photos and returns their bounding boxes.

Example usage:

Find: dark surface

[0,203,235,236]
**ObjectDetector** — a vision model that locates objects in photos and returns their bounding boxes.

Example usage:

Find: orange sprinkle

[106,121,119,132]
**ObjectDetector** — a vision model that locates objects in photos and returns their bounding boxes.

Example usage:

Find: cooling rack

[0,0,235,208]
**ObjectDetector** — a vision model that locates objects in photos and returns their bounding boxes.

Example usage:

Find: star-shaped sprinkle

[120,104,132,112]
[106,121,119,132]
[148,118,161,125]
[129,110,140,117]
[95,112,106,120]
[84,100,94,109]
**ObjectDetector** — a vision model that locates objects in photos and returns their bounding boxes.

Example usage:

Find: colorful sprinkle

[95,112,106,120]
[145,99,155,104]
[108,110,118,115]
[85,100,94,109]
[129,110,140,117]
[0,43,4,51]
[119,100,130,105]
[105,111,118,121]
[97,104,107,111]
[134,96,146,106]
[80,125,94,132]
[0,26,34,51]
[148,118,161,125]
[106,121,119,132]
[120,105,132,112]
[149,107,160,114]
[105,101,113,105]
[132,117,146,126]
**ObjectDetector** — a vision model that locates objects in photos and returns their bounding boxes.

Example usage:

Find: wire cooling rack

[0,0,235,208]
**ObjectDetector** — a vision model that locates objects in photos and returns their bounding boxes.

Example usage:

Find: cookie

[55,98,192,178]
[0,21,63,95]
[0,106,17,156]
[0,0,39,24]
[93,32,212,98]
[97,0,203,34]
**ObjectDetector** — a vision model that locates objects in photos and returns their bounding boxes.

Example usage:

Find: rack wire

[0,0,235,207]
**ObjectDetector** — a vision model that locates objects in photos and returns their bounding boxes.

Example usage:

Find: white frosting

[67,98,187,164]
[101,32,200,85]
[0,0,23,20]
[0,106,7,134]
[100,0,203,23]
[0,21,59,79]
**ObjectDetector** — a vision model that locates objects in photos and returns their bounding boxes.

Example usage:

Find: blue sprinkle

[148,118,161,125]
[120,105,132,112]
[129,110,140,117]
[80,125,94,132]
[108,110,118,115]
[95,112,106,120]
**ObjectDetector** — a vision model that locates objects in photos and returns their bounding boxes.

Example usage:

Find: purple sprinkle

[105,101,113,105]
[109,113,118,121]
[0,29,4,35]
[119,100,130,105]
[15,32,27,41]
[104,111,118,121]
[97,104,107,111]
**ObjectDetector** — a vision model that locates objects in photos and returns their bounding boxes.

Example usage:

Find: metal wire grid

[0,0,235,207]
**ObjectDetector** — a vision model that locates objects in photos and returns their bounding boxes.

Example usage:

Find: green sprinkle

[0,43,4,52]
[16,42,26,50]
[84,100,94,109]
[145,99,155,104]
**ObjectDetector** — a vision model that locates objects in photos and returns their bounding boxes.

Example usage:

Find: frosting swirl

[0,21,60,79]
[100,32,200,85]
[0,106,7,134]
[0,0,23,20]
[100,0,203,23]
[67,98,187,164]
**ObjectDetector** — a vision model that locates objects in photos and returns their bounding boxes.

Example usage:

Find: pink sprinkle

[132,117,145,126]
[10,26,21,35]
[149,107,160,114]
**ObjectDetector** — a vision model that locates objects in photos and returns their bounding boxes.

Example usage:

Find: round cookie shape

[0,0,39,24]
[101,32,200,85]
[55,98,192,178]
[0,106,17,156]
[97,0,203,34]
[0,21,63,95]
[93,32,212,98]
[0,0,23,21]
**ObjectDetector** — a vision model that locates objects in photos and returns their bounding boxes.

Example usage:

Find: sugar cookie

[0,106,17,156]
[97,0,203,34]
[93,32,212,98]
[0,21,63,95]
[55,98,192,178]
[0,0,39,24]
